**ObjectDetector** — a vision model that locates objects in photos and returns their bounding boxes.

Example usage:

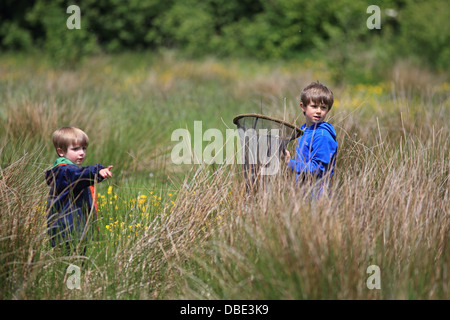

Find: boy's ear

[300,101,306,113]
[56,147,65,157]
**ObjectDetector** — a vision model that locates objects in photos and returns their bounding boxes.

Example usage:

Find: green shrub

[399,0,450,71]
[0,0,447,73]
[0,21,33,50]
[25,0,98,68]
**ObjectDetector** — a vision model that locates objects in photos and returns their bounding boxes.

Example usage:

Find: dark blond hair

[301,81,334,110]
[52,126,89,155]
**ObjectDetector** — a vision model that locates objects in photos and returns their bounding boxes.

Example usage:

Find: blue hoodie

[288,121,338,189]
[45,158,105,247]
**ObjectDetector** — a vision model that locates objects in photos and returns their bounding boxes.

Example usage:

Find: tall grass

[0,53,448,299]
[179,129,448,299]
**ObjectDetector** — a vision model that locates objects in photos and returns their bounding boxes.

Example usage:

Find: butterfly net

[233,113,303,191]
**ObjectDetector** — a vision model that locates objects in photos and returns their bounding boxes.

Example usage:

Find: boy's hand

[281,150,291,163]
[99,165,113,179]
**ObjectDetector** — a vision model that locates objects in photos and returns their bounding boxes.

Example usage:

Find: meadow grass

[0,52,448,299]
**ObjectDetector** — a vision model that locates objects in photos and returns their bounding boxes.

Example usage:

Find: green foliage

[0,0,448,72]
[151,2,216,55]
[81,0,172,52]
[398,0,450,71]
[0,21,33,50]
[26,0,98,68]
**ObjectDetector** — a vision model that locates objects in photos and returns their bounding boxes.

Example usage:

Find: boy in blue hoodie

[45,126,113,254]
[283,82,338,197]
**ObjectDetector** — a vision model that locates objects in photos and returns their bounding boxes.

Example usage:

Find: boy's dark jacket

[45,158,105,246]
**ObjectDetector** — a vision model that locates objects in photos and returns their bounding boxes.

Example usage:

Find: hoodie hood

[301,121,337,141]
[45,157,75,186]
[52,157,75,168]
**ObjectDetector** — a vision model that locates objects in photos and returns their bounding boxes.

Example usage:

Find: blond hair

[52,126,89,155]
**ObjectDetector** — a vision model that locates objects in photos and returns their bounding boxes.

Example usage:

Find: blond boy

[46,126,113,251]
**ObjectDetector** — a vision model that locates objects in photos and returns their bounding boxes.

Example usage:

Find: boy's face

[301,100,330,127]
[57,144,87,165]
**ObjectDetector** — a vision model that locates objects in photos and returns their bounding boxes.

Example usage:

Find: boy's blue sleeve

[57,164,105,191]
[288,157,324,175]
[288,131,337,176]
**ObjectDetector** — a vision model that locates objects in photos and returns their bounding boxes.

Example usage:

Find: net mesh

[233,113,303,190]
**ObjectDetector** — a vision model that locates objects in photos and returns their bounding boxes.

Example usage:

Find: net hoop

[233,113,303,140]
[233,113,304,193]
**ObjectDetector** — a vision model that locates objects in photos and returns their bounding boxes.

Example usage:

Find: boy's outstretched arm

[99,165,113,179]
